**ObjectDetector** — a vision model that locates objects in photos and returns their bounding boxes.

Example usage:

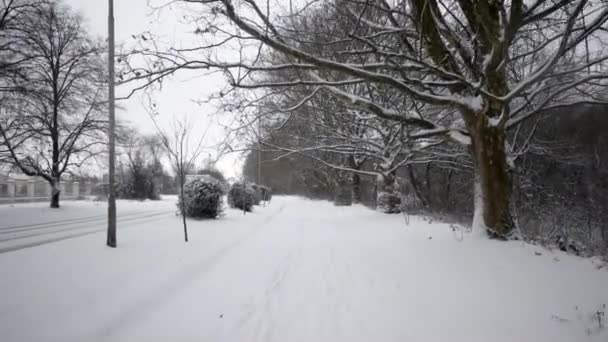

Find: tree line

[119,0,608,252]
[4,0,607,255]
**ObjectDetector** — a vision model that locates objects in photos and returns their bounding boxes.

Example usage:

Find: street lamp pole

[106,0,117,247]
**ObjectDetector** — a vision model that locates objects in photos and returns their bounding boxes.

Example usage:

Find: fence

[0,174,97,204]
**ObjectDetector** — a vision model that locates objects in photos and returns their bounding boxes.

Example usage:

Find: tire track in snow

[0,211,171,238]
[0,211,173,254]
[0,210,151,231]
[250,251,293,342]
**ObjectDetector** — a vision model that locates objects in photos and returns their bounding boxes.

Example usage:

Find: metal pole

[106,0,117,248]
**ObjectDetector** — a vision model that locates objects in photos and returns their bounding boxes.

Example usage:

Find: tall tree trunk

[406,164,428,208]
[351,172,362,204]
[50,178,60,208]
[470,119,514,239]
[347,156,362,204]
[424,164,432,208]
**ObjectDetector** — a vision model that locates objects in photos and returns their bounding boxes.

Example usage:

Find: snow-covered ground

[0,196,606,342]
[0,198,175,253]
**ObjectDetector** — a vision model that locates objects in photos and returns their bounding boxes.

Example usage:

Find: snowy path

[0,196,607,342]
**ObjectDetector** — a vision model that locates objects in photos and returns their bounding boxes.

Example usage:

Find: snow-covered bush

[192,169,229,193]
[178,178,223,219]
[377,191,402,214]
[228,182,255,212]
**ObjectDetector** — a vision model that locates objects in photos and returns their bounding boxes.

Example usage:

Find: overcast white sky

[64,0,242,179]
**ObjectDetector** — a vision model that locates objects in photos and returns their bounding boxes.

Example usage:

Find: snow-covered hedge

[178,178,224,219]
[377,191,402,214]
[228,182,256,212]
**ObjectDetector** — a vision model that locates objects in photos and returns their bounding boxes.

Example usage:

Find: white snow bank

[0,196,606,342]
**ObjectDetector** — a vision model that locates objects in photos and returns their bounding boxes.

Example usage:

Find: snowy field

[0,196,606,342]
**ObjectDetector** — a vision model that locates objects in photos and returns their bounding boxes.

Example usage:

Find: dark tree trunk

[424,163,432,208]
[50,191,60,208]
[50,179,60,208]
[406,164,428,208]
[351,173,362,204]
[347,156,362,204]
[470,118,514,239]
[444,169,454,211]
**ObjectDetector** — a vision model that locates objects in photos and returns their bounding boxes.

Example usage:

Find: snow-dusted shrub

[188,172,229,194]
[377,191,402,214]
[228,182,255,212]
[377,174,401,213]
[178,178,223,219]
[400,193,424,214]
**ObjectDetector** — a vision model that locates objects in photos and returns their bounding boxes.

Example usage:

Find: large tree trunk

[406,164,428,209]
[347,156,362,204]
[351,173,362,204]
[470,119,514,239]
[50,178,60,208]
[377,171,401,214]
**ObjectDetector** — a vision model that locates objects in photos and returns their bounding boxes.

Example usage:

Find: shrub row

[227,182,272,212]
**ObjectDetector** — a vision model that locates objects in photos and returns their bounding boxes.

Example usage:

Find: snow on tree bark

[469,117,514,239]
[377,171,401,214]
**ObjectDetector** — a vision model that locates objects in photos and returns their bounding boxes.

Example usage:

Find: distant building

[0,171,96,203]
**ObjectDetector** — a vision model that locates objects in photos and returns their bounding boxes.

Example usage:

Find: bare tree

[0,0,46,162]
[157,117,206,242]
[0,0,43,85]
[0,1,107,208]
